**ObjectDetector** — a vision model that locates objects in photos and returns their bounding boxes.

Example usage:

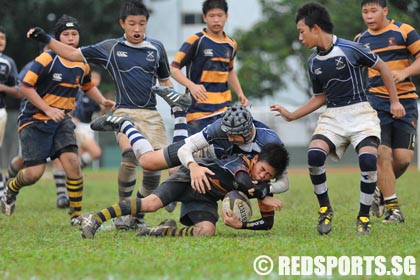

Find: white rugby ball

[222,190,253,222]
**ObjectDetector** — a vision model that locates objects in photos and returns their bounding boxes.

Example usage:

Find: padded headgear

[221,103,254,142]
[54,14,80,40]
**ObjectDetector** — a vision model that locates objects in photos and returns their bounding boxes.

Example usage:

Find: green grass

[1,167,419,280]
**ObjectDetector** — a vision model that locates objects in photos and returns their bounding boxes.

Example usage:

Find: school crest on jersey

[388,37,396,46]
[146,51,155,62]
[335,57,346,70]
[0,64,7,75]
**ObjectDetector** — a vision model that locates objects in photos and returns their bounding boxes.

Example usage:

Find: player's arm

[85,86,115,110]
[227,69,248,106]
[392,52,420,83]
[270,169,290,193]
[19,86,65,122]
[178,132,215,193]
[27,27,84,62]
[0,84,22,99]
[222,195,280,230]
[373,59,405,118]
[270,94,326,121]
[170,65,207,102]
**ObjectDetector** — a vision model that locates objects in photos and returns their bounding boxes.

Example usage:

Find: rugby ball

[222,190,253,222]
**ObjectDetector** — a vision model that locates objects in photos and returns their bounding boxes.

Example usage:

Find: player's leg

[91,113,187,170]
[54,118,84,225]
[137,182,218,237]
[0,108,7,196]
[307,137,332,235]
[79,193,165,239]
[77,122,101,168]
[355,138,379,235]
[379,122,414,223]
[1,122,50,216]
[52,159,69,209]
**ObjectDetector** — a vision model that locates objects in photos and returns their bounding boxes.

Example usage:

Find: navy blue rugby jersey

[79,37,171,110]
[73,90,101,123]
[202,118,283,159]
[0,53,19,108]
[308,35,379,108]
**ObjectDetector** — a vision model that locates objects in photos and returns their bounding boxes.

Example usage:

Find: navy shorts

[153,166,219,226]
[368,95,418,149]
[20,117,78,167]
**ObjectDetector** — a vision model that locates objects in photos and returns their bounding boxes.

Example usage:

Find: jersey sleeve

[171,33,200,69]
[22,52,53,88]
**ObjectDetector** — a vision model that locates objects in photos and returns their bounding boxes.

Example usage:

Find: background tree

[234,0,420,102]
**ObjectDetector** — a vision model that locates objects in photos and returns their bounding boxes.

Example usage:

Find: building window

[182,13,204,25]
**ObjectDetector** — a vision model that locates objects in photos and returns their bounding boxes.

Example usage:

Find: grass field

[0,167,419,280]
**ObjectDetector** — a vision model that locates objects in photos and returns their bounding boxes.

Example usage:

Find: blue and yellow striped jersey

[172,29,237,122]
[355,20,420,99]
[19,50,94,129]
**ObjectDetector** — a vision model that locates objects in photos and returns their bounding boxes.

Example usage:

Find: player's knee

[193,221,216,236]
[141,194,163,212]
[307,148,327,167]
[394,161,410,179]
[359,153,377,171]
[121,148,138,166]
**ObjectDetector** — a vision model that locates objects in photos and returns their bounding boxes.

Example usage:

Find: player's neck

[317,34,334,55]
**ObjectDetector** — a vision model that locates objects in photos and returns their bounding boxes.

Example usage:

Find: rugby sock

[172,106,188,143]
[158,226,195,237]
[66,177,83,218]
[118,164,136,201]
[120,122,153,158]
[138,170,161,197]
[80,152,92,169]
[0,173,4,196]
[384,196,399,210]
[94,197,141,223]
[7,169,33,194]
[53,168,67,200]
[7,161,20,179]
[307,148,330,207]
[358,153,377,217]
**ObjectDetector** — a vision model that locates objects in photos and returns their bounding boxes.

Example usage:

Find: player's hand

[45,107,66,123]
[221,209,242,229]
[27,27,51,44]
[188,84,207,102]
[250,180,270,199]
[102,99,116,111]
[237,94,249,107]
[392,69,408,84]
[189,163,214,193]
[269,104,293,121]
[390,101,406,119]
[260,196,283,211]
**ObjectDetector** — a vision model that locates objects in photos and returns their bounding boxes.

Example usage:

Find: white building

[144,0,314,148]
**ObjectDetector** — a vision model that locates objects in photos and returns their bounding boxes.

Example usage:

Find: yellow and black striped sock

[160,226,195,237]
[7,170,33,194]
[95,197,141,223]
[385,198,399,210]
[66,177,83,217]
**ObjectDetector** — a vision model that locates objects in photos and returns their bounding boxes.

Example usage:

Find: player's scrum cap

[54,14,80,40]
[221,103,254,142]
